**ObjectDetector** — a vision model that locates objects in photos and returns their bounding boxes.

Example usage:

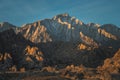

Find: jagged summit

[52,13,70,20]
[53,13,70,19]
[87,23,100,27]
[52,13,83,25]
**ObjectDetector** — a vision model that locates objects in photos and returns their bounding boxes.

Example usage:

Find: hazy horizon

[0,0,120,27]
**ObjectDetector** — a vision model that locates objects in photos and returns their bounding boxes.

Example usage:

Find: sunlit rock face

[23,46,44,70]
[98,49,120,73]
[20,22,52,43]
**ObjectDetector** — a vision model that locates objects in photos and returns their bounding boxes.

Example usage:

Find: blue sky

[0,0,120,27]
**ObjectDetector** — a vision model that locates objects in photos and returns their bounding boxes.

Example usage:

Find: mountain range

[0,13,120,80]
[0,13,120,44]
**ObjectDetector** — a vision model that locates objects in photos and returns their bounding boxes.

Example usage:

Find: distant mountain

[0,22,17,32]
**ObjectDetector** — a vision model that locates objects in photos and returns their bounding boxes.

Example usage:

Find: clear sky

[0,0,120,27]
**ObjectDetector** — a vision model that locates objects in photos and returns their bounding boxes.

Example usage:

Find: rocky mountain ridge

[1,13,120,46]
[19,13,120,46]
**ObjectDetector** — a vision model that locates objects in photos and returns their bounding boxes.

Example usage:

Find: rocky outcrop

[23,46,43,70]
[98,49,120,73]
